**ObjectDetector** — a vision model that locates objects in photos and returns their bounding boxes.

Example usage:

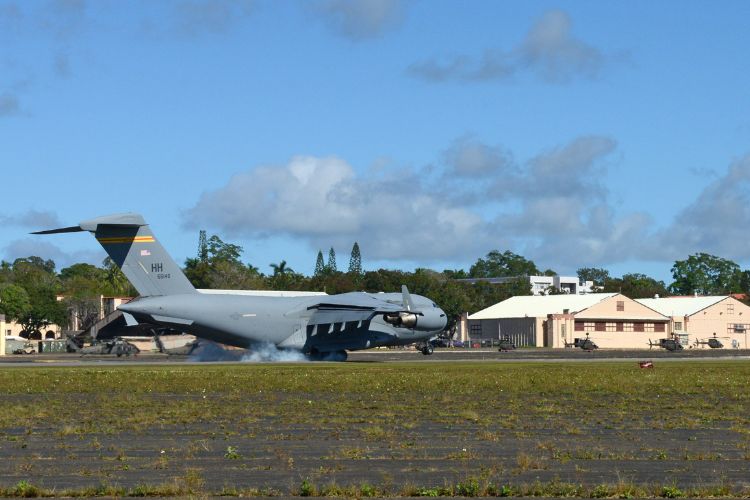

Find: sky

[1,0,750,283]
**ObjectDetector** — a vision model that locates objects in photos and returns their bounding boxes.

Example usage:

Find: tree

[60,263,109,331]
[314,251,325,277]
[103,257,135,296]
[469,250,539,278]
[604,273,669,299]
[577,267,610,288]
[442,269,468,279]
[0,284,31,321]
[9,257,67,336]
[207,235,243,266]
[348,242,362,275]
[669,253,742,295]
[269,260,293,276]
[327,247,337,273]
[185,233,256,289]
[198,230,208,263]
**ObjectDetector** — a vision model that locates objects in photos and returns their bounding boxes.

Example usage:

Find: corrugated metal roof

[635,296,727,317]
[468,293,619,320]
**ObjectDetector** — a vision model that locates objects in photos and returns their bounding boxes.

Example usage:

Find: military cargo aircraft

[34,213,447,360]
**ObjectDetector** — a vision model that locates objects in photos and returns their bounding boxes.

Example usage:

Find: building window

[5,329,10,336]
[606,322,616,332]
[654,323,665,333]
[727,303,735,315]
[634,323,644,332]
[595,322,605,332]
[674,321,683,331]
[616,322,624,332]
[616,300,625,312]
[469,324,482,337]
[731,324,748,333]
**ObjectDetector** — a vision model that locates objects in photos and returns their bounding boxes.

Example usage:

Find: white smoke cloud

[241,343,307,362]
[188,341,307,362]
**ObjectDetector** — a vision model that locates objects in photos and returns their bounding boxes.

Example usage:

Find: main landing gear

[307,349,348,362]
[419,343,434,356]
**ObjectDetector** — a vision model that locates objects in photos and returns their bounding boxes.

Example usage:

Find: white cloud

[184,140,750,274]
[519,10,604,83]
[312,0,406,41]
[650,154,750,260]
[172,0,255,37]
[0,92,20,117]
[443,136,513,177]
[0,209,61,228]
[3,238,104,270]
[185,155,488,261]
[409,9,610,84]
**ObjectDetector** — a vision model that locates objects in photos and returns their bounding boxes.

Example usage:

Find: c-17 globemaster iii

[34,213,447,360]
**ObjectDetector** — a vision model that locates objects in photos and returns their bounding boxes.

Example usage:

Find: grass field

[0,361,748,497]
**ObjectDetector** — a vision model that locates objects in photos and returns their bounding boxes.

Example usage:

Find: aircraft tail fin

[33,213,196,297]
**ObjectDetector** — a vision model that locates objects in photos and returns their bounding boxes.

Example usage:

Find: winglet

[402,285,416,312]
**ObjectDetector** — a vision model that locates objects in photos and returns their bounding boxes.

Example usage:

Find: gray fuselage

[119,291,447,353]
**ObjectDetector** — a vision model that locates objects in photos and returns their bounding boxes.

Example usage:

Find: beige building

[65,295,133,331]
[468,293,670,348]
[636,296,750,349]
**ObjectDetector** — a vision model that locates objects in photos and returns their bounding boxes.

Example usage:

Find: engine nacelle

[384,312,418,328]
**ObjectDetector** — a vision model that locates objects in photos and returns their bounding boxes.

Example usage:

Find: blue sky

[1,0,750,283]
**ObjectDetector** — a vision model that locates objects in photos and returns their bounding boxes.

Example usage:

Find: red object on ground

[639,361,654,369]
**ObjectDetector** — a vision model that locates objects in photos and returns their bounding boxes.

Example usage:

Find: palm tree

[269,260,294,276]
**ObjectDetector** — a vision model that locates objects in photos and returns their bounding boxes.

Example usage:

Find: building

[65,295,133,332]
[456,275,595,295]
[468,293,670,348]
[636,296,750,349]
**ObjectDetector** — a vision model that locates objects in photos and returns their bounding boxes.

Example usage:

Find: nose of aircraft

[418,307,448,332]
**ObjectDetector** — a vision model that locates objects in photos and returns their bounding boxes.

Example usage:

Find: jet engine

[383,312,418,328]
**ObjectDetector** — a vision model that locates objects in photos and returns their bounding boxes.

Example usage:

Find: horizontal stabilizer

[31,225,85,235]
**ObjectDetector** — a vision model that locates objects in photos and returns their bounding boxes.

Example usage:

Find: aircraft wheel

[332,350,348,362]
[307,349,323,361]
[421,345,434,355]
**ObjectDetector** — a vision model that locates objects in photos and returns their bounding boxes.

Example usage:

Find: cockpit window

[432,302,437,308]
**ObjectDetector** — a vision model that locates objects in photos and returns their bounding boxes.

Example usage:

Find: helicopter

[648,334,683,352]
[565,333,598,351]
[693,333,726,349]
[78,337,140,357]
[497,335,516,352]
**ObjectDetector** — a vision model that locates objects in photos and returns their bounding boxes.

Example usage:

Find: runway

[1,347,748,366]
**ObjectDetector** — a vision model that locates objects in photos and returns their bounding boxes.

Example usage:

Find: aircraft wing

[305,292,406,326]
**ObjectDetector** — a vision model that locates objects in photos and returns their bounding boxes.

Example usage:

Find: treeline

[2,233,750,337]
